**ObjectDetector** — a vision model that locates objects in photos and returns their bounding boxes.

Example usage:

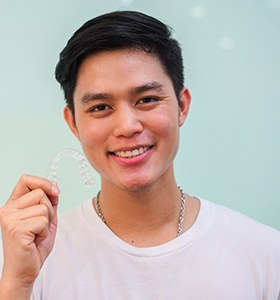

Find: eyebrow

[81,92,112,104]
[80,81,165,104]
[130,81,164,96]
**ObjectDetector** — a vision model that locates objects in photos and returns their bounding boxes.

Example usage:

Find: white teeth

[132,149,139,156]
[114,147,149,158]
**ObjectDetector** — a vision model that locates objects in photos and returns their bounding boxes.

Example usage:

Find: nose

[113,105,144,137]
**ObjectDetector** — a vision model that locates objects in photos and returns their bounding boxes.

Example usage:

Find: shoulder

[209,199,280,234]
[201,199,280,256]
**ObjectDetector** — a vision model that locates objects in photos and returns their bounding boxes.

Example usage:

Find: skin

[64,49,198,246]
[0,175,59,299]
[0,48,199,298]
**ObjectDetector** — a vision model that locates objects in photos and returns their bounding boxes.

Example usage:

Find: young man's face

[64,49,190,192]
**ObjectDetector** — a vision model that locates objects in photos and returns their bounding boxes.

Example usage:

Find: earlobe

[178,87,191,127]
[63,106,80,140]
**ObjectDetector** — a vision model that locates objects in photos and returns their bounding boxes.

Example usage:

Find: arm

[0,175,60,300]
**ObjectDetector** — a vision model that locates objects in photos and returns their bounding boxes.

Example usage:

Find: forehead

[74,49,171,92]
[72,49,177,108]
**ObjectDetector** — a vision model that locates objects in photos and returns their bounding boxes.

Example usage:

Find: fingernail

[51,183,60,195]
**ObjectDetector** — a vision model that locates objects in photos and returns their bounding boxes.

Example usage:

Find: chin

[119,178,154,193]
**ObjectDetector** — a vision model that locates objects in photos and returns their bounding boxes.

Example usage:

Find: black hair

[55,10,184,114]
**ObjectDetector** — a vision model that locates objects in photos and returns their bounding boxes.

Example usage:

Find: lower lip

[110,147,153,166]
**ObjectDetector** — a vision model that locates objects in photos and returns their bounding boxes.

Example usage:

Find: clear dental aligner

[46,148,95,188]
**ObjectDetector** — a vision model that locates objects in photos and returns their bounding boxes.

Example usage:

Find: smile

[113,146,151,158]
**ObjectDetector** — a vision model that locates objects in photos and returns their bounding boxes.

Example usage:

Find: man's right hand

[0,174,60,299]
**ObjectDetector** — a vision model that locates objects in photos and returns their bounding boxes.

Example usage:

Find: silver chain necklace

[95,186,186,237]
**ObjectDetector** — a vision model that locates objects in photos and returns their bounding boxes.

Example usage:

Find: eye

[89,104,111,112]
[138,97,159,104]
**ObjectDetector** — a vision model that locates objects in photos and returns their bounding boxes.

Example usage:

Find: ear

[63,106,80,141]
[178,87,191,127]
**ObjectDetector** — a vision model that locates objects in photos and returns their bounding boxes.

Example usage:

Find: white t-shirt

[26,198,280,300]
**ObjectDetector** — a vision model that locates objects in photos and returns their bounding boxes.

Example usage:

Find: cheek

[151,110,179,138]
[78,125,106,172]
[75,110,111,142]
[156,114,180,161]
[76,121,105,148]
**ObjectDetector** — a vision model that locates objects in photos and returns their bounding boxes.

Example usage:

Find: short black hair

[55,10,184,114]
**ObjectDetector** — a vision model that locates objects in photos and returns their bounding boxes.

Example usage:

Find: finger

[7,204,52,224]
[20,217,52,249]
[8,174,60,205]
[1,216,50,245]
[16,189,56,220]
[4,189,56,221]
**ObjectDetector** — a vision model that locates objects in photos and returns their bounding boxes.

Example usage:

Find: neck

[94,179,188,247]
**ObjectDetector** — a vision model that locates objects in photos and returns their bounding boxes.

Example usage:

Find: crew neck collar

[82,197,213,257]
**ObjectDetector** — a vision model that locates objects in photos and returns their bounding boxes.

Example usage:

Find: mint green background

[0,0,279,230]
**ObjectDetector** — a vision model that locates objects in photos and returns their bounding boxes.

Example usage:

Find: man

[0,10,280,300]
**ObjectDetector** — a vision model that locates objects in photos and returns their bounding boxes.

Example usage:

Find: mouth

[110,146,153,159]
